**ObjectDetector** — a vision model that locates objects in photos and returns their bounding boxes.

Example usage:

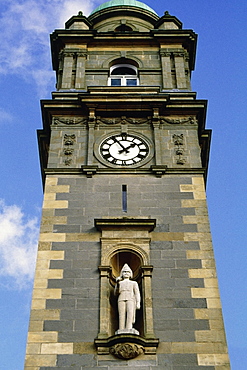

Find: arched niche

[94,218,159,355]
[109,249,144,336]
[110,250,142,280]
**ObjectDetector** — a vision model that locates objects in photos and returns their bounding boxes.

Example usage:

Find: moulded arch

[102,55,143,69]
[102,242,150,275]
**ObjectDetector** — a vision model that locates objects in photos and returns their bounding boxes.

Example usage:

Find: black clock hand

[118,143,136,154]
[111,136,127,151]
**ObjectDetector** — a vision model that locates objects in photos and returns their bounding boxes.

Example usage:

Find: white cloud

[0,0,97,95]
[0,107,14,124]
[0,200,39,290]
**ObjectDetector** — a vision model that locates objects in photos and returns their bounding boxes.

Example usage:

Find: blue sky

[0,0,246,369]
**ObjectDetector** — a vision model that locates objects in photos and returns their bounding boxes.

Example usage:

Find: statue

[114,264,141,335]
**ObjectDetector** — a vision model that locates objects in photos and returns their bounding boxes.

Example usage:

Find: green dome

[90,0,158,16]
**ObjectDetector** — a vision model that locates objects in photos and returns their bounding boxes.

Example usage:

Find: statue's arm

[114,277,121,296]
[133,282,141,309]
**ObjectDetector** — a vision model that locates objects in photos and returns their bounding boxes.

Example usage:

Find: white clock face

[99,133,149,166]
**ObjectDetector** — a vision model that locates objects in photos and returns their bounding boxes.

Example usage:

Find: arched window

[108,64,139,86]
[115,24,133,32]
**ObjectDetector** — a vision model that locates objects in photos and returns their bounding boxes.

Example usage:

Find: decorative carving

[76,52,87,58]
[161,116,197,125]
[151,165,167,178]
[63,148,74,155]
[97,116,150,126]
[173,52,185,57]
[175,148,183,155]
[160,52,171,58]
[81,165,98,178]
[64,158,72,166]
[64,134,76,145]
[53,117,87,125]
[63,134,76,166]
[114,264,141,335]
[173,134,186,165]
[172,134,184,146]
[110,343,144,359]
[63,51,75,58]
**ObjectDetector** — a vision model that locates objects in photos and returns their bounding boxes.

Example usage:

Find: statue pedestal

[115,328,139,335]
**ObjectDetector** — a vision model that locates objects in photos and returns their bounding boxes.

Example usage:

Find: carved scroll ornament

[97,116,150,126]
[53,117,87,126]
[161,116,197,125]
[110,343,144,359]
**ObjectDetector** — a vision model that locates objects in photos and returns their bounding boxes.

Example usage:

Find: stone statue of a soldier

[114,263,141,335]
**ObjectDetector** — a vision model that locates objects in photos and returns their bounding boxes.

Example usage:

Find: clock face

[99,133,149,166]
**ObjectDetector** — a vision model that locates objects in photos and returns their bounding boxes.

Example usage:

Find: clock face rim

[94,131,154,168]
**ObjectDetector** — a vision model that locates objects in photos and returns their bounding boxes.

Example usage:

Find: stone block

[37,251,64,260]
[46,298,76,310]
[175,277,204,288]
[58,331,98,342]
[176,259,201,269]
[26,343,41,354]
[173,298,207,308]
[32,288,62,300]
[41,343,73,354]
[154,307,194,320]
[161,250,186,258]
[51,242,79,251]
[30,309,60,321]
[152,287,191,298]
[170,207,195,216]
[179,319,209,331]
[31,299,46,309]
[44,320,73,332]
[39,233,66,242]
[54,225,81,233]
[169,224,197,232]
[43,200,68,209]
[170,269,188,278]
[191,288,220,299]
[187,250,214,260]
[28,321,44,332]
[25,355,57,367]
[35,270,63,279]
[155,330,195,342]
[28,332,58,343]
[195,330,226,343]
[49,259,72,270]
[206,298,222,308]
[33,279,48,289]
[56,354,95,367]
[197,354,230,367]
[152,232,184,242]
[188,269,216,279]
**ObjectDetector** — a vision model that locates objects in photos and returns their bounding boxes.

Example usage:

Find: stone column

[87,108,96,165]
[98,266,111,338]
[75,52,87,90]
[56,51,64,90]
[160,52,173,89]
[152,108,162,165]
[174,51,187,89]
[61,51,74,89]
[141,266,155,339]
[184,52,191,90]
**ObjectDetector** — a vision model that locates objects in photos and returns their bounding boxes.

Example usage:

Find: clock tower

[25,1,230,369]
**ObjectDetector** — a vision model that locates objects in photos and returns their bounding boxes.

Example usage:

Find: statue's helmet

[120,263,133,278]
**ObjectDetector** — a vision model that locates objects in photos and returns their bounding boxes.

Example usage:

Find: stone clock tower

[25,1,230,368]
